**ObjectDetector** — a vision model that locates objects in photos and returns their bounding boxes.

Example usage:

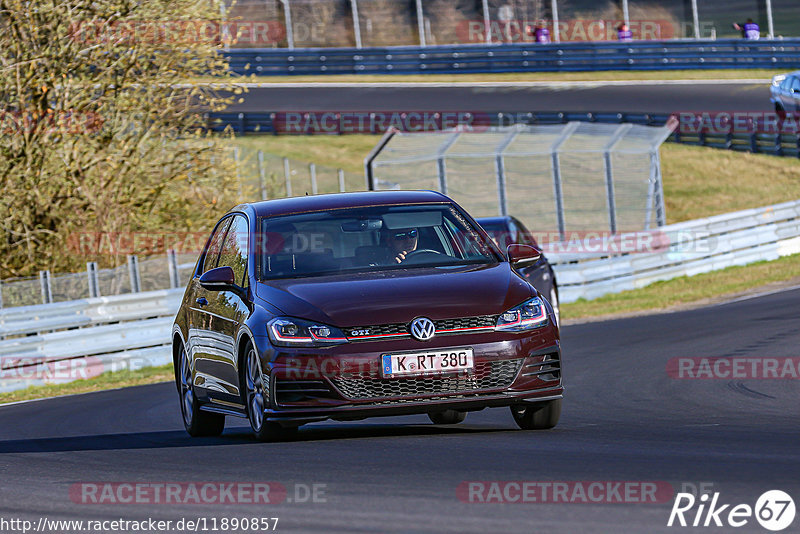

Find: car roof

[241,190,452,218]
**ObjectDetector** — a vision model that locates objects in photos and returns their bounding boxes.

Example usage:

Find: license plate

[381,348,474,377]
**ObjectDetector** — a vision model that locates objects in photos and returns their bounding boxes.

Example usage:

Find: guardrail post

[238,113,245,134]
[0,280,4,309]
[309,163,318,195]
[167,250,180,289]
[338,169,346,192]
[283,157,292,197]
[87,262,99,298]
[258,150,268,200]
[39,270,53,304]
[128,255,141,293]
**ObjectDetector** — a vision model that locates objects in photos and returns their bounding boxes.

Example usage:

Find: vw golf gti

[172,191,563,441]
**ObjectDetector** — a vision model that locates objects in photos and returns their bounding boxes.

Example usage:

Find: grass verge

[0,364,174,405]
[198,69,779,84]
[561,253,800,320]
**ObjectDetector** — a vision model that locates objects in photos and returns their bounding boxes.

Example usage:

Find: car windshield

[257,203,500,280]
[478,222,513,249]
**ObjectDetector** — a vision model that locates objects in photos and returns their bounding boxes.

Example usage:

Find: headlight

[267,317,349,347]
[496,297,548,331]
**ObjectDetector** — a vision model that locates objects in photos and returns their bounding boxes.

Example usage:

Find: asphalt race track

[230,81,772,114]
[1,287,798,533]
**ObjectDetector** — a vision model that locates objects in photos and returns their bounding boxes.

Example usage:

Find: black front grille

[345,315,499,341]
[274,379,336,405]
[435,315,497,331]
[330,359,523,401]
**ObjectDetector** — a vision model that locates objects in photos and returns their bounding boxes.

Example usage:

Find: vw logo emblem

[410,317,436,341]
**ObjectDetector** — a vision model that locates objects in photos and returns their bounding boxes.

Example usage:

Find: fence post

[167,250,180,289]
[87,262,99,298]
[415,0,426,47]
[550,122,579,241]
[0,280,3,309]
[39,270,52,304]
[691,0,700,39]
[765,0,774,39]
[494,128,519,217]
[309,163,318,195]
[603,124,633,235]
[350,0,362,48]
[551,0,560,42]
[283,157,292,197]
[338,169,346,192]
[281,0,295,49]
[481,0,491,44]
[437,132,461,196]
[258,150,268,200]
[234,145,242,200]
[128,255,141,293]
[622,0,630,28]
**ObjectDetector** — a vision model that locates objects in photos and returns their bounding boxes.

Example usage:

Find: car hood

[255,263,533,327]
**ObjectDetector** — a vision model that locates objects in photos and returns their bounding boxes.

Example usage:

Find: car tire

[775,103,787,118]
[242,340,298,442]
[428,410,467,424]
[510,399,561,430]
[178,342,225,437]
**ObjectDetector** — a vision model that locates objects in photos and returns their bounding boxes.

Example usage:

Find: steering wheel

[402,249,444,262]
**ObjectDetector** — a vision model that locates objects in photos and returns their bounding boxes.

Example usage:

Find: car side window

[201,217,232,275]
[217,215,250,287]
[791,77,800,93]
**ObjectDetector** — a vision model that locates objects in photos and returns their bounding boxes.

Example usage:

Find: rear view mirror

[341,219,383,232]
[507,244,541,267]
[199,266,235,291]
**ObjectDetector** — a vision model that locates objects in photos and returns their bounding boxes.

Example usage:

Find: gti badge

[410,317,436,341]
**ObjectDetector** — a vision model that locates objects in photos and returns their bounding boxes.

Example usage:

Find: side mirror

[199,266,235,291]
[507,244,541,267]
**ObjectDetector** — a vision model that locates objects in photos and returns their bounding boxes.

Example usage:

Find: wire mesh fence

[222,0,791,48]
[368,122,673,245]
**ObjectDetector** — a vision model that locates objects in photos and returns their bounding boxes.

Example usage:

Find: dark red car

[172,191,563,441]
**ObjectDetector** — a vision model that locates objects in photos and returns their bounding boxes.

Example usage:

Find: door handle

[196,297,208,307]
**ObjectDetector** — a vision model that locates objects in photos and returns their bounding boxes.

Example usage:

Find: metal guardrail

[207,111,800,159]
[0,289,183,393]
[226,39,800,76]
[549,199,800,303]
[2,199,799,393]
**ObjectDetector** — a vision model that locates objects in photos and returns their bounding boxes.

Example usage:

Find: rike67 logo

[668,490,795,531]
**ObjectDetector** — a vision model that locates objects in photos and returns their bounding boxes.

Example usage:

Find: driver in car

[384,227,419,263]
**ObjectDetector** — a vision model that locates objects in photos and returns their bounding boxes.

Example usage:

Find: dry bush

[0,0,243,276]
